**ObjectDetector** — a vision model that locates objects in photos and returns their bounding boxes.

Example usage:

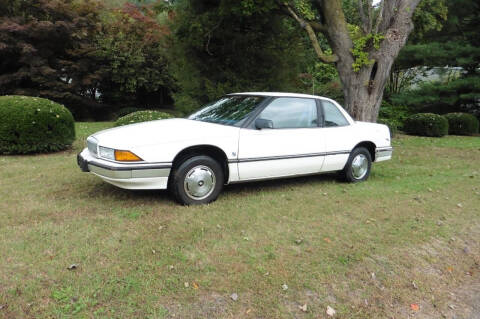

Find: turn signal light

[114,150,143,162]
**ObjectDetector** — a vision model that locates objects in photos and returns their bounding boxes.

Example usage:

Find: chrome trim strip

[89,165,171,179]
[88,161,172,171]
[375,146,393,153]
[229,150,350,163]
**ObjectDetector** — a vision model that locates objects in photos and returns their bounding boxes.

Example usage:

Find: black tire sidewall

[171,155,224,205]
[344,147,372,183]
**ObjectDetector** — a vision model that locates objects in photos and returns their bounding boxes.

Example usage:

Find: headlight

[99,146,115,160]
[98,146,143,162]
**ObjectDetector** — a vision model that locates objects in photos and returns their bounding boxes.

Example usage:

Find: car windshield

[188,95,264,126]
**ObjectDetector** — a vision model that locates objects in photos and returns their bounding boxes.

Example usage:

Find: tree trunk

[338,58,392,122]
[282,0,421,122]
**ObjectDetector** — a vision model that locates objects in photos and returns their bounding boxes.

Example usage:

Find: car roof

[229,92,326,99]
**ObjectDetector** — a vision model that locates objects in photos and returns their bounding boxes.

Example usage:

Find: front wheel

[342,147,372,183]
[170,155,224,205]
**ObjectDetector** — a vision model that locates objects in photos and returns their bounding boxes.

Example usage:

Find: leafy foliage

[392,0,479,118]
[404,113,449,137]
[116,107,145,119]
[0,96,75,154]
[170,0,306,114]
[115,110,174,127]
[378,101,412,130]
[444,113,479,136]
[349,26,384,72]
[96,3,175,109]
[0,0,105,119]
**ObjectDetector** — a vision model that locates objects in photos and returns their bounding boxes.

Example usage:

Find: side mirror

[255,118,274,130]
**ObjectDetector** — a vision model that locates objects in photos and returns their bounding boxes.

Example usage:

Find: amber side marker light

[114,150,143,162]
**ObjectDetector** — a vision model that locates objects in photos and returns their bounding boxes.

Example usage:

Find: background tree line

[0,0,478,122]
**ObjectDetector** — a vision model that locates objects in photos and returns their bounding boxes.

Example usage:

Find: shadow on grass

[224,172,340,194]
[80,172,341,205]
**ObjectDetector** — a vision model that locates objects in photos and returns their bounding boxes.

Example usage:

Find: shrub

[0,96,75,154]
[115,110,174,127]
[378,101,412,129]
[444,112,479,135]
[115,107,144,119]
[377,119,398,137]
[403,113,449,137]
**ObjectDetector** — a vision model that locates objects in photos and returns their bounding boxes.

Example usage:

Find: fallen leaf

[282,284,288,291]
[169,265,174,270]
[0,304,7,310]
[324,237,331,243]
[447,266,454,273]
[230,293,238,301]
[410,303,420,311]
[67,264,78,270]
[326,305,336,316]
[192,282,199,289]
[299,304,307,312]
[184,282,189,288]
[457,203,463,208]
[295,238,303,245]
[412,281,418,289]
[245,309,252,314]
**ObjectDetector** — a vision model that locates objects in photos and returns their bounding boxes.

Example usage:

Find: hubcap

[184,165,216,200]
[351,154,368,179]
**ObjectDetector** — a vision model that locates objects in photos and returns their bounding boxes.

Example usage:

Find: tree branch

[373,0,384,33]
[358,0,369,33]
[282,2,338,63]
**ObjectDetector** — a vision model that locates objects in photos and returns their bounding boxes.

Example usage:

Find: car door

[237,97,326,180]
[320,99,355,172]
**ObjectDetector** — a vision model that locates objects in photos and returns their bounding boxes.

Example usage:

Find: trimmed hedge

[115,110,174,127]
[0,96,75,154]
[115,107,144,119]
[377,118,398,137]
[444,112,479,135]
[403,113,449,137]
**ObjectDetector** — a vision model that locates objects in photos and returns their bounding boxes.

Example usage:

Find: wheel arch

[352,141,376,161]
[171,145,230,184]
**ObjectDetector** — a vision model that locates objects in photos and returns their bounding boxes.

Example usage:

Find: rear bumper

[77,148,171,189]
[375,146,393,162]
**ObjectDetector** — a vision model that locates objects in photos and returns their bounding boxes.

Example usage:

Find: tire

[342,147,372,183]
[170,155,224,205]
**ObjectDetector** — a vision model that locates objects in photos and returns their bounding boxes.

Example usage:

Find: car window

[188,96,264,126]
[258,98,318,129]
[322,101,349,127]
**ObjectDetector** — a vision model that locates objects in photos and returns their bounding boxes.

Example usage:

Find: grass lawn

[1,122,479,318]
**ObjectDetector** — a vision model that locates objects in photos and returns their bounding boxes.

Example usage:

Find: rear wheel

[342,147,372,183]
[170,155,224,205]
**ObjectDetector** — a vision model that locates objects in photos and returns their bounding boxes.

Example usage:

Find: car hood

[92,118,240,149]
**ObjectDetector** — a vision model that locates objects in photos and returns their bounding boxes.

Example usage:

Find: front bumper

[77,148,172,190]
[375,146,393,162]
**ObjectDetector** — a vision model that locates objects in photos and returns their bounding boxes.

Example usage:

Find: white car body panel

[238,127,326,180]
[77,92,392,190]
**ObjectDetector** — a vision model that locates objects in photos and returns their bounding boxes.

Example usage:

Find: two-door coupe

[77,93,392,205]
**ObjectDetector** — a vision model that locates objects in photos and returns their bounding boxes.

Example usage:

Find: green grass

[0,123,479,318]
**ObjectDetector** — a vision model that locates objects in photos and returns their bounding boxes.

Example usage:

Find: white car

[78,92,392,205]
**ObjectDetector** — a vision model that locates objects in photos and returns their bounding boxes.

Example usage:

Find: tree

[169,0,307,114]
[96,2,175,109]
[279,0,424,121]
[0,0,104,119]
[391,0,479,117]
